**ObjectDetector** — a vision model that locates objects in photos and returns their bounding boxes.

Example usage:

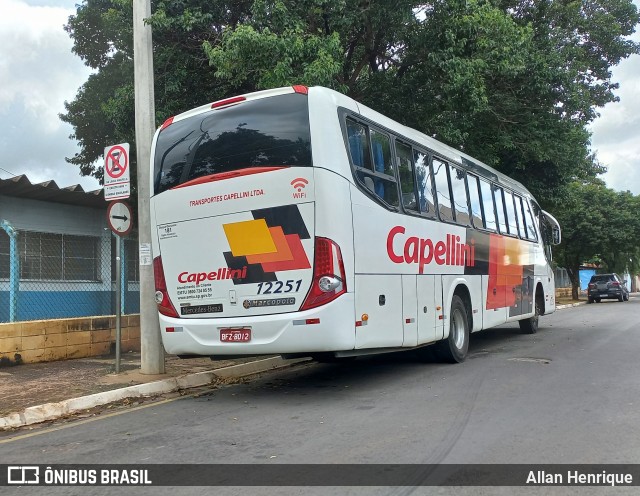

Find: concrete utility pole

[133,0,164,374]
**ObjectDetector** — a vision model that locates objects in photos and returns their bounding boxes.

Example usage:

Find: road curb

[556,302,587,309]
[0,356,310,431]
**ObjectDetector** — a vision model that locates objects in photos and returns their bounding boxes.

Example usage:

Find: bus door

[416,275,443,345]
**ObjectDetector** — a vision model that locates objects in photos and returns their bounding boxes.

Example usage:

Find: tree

[553,182,640,299]
[205,0,639,203]
[598,190,640,275]
[61,0,640,208]
[61,0,254,185]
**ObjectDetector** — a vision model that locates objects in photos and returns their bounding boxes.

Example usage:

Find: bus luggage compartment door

[416,275,443,345]
[354,275,403,349]
[401,275,418,347]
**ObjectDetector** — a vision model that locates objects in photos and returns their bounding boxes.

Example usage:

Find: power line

[0,167,19,177]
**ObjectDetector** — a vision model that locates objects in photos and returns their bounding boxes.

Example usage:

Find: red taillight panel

[292,85,308,95]
[153,256,179,318]
[159,116,174,131]
[211,96,246,109]
[300,237,347,311]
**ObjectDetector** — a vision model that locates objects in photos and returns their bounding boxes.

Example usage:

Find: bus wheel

[434,295,469,363]
[519,293,542,334]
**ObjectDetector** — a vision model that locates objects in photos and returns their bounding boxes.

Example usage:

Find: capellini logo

[291,178,308,198]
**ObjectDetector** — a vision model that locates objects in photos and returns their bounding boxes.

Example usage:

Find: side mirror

[541,210,562,245]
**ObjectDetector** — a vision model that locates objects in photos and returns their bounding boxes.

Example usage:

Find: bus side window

[346,119,372,170]
[368,130,398,206]
[346,118,399,208]
[503,190,519,236]
[523,199,539,242]
[450,165,470,226]
[413,150,436,217]
[370,130,393,197]
[514,195,528,239]
[396,142,419,212]
[433,158,454,222]
[478,178,497,231]
[467,174,484,229]
[493,186,508,234]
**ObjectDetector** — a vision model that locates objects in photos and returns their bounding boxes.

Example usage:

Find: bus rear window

[153,93,311,194]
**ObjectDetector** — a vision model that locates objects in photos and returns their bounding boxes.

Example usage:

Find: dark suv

[587,273,630,303]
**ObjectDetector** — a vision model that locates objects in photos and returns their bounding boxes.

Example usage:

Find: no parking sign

[104,143,131,201]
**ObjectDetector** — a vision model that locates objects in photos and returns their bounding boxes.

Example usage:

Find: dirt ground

[0,352,243,416]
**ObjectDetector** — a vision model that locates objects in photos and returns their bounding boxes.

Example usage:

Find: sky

[1,0,639,195]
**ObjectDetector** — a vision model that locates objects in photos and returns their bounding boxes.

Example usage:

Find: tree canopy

[61,0,639,206]
[553,181,640,297]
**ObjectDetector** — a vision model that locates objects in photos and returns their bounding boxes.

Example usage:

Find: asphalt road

[2,297,639,495]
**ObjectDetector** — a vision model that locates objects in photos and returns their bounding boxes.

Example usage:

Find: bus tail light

[153,256,179,318]
[211,96,246,109]
[292,85,308,94]
[159,116,174,131]
[300,237,346,311]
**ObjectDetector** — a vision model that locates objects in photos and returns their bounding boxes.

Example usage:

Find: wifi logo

[291,177,308,199]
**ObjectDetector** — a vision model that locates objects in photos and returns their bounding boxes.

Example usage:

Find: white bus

[150,85,561,363]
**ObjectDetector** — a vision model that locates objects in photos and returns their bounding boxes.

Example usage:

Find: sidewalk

[0,351,308,430]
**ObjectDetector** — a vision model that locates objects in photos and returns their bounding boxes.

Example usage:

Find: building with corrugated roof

[0,175,139,322]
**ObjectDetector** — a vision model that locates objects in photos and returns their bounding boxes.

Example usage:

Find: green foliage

[553,182,640,293]
[61,0,253,182]
[204,24,344,90]
[61,0,639,212]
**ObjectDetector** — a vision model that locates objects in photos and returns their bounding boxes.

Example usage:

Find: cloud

[0,0,98,190]
[590,65,640,195]
[589,1,640,195]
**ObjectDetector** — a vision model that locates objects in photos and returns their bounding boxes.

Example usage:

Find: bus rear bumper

[158,294,355,356]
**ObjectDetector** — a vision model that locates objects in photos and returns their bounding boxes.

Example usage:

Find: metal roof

[0,175,105,209]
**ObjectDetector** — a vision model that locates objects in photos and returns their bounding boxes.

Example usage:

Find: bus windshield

[153,93,312,194]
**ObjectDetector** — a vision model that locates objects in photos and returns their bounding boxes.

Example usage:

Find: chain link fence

[554,267,571,289]
[0,227,139,323]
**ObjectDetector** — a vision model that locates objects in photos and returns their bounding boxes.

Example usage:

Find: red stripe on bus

[172,167,286,190]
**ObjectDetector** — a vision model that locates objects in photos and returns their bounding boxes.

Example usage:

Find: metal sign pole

[115,234,122,373]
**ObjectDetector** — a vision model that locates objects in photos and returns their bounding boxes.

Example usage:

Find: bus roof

[163,85,533,199]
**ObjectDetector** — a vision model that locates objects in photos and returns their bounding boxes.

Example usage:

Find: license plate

[220,328,251,343]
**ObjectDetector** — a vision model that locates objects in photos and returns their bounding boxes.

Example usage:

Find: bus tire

[519,292,542,334]
[434,295,469,363]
